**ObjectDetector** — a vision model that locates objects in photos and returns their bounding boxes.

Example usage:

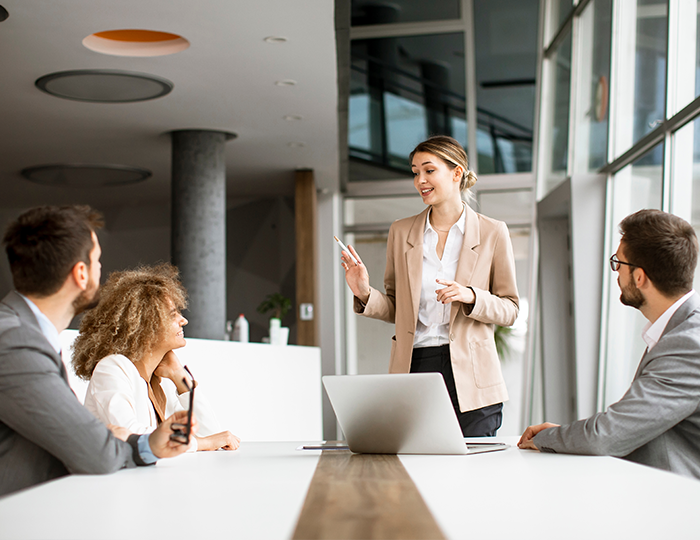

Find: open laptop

[322,373,508,455]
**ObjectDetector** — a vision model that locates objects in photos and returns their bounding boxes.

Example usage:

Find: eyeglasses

[609,254,640,272]
[170,365,195,445]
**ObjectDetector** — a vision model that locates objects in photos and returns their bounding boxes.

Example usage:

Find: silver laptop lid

[322,373,468,455]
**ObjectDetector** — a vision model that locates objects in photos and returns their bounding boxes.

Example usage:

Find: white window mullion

[463,0,478,174]
[610,0,638,160]
[566,5,581,177]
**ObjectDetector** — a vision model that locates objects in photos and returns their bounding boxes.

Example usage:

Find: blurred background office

[1,0,699,439]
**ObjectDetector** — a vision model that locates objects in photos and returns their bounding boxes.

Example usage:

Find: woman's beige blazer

[354,205,519,412]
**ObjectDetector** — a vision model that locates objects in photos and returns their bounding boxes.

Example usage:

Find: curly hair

[72,263,187,380]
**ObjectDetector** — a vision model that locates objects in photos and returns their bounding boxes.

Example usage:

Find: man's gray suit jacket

[533,293,700,479]
[0,291,137,497]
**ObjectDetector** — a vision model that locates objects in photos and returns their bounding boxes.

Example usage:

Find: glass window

[601,142,663,408]
[669,1,699,114]
[349,33,466,176]
[550,0,574,40]
[542,31,572,194]
[474,0,538,174]
[672,117,700,288]
[573,0,612,173]
[351,0,460,26]
[613,1,668,158]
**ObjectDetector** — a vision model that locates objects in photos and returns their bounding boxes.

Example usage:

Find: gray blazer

[0,291,137,497]
[534,293,700,479]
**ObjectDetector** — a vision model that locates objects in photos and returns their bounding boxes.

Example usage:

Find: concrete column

[171,129,235,339]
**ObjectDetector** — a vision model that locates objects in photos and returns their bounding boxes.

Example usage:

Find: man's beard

[620,279,645,309]
[72,280,100,315]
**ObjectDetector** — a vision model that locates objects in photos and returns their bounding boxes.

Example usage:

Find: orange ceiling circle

[83,29,190,57]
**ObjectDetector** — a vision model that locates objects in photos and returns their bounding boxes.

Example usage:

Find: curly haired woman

[72,263,240,451]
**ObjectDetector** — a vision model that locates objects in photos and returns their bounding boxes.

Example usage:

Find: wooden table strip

[292,450,446,540]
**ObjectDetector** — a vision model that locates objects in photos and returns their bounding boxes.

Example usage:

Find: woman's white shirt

[414,205,466,348]
[83,354,223,452]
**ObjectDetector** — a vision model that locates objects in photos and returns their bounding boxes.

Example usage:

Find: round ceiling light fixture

[264,36,287,43]
[21,164,152,187]
[35,69,173,103]
[83,29,190,57]
[283,115,303,121]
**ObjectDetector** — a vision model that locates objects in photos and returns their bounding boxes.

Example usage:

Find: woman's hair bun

[465,170,477,189]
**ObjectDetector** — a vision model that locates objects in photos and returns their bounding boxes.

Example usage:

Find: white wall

[61,330,323,442]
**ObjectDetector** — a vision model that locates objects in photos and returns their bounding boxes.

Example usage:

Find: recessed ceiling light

[0,5,9,22]
[288,142,306,148]
[283,115,303,121]
[83,29,190,57]
[275,79,297,86]
[264,36,287,43]
[35,69,173,103]
[21,164,152,187]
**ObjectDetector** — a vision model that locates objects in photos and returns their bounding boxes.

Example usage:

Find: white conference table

[1,437,699,540]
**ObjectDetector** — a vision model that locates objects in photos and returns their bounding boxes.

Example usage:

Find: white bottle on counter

[232,314,249,343]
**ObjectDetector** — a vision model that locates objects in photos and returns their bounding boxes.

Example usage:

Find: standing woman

[341,135,519,436]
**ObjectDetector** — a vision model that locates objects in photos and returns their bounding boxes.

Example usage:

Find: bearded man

[519,209,700,480]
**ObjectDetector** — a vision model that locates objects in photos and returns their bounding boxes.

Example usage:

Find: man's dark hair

[3,205,103,297]
[619,209,698,297]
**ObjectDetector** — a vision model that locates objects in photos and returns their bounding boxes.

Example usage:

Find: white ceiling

[0,0,340,210]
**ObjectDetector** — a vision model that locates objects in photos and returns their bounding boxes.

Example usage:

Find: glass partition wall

[345,0,539,435]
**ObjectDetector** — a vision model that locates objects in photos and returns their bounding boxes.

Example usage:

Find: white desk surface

[1,437,699,540]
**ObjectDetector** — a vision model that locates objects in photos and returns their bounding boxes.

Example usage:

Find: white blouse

[83,354,223,452]
[413,205,466,348]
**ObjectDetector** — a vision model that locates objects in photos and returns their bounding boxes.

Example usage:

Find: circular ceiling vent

[83,29,190,57]
[21,164,152,187]
[35,69,173,103]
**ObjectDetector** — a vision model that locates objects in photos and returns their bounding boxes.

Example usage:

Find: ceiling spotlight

[264,36,287,43]
[288,142,306,148]
[275,79,297,86]
[35,69,173,103]
[21,164,152,187]
[0,5,8,22]
[283,115,303,121]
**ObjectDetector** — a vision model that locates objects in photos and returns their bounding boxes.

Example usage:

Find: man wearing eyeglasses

[519,209,700,480]
[0,206,196,497]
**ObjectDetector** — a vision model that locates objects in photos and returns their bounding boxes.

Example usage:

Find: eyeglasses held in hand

[170,365,195,445]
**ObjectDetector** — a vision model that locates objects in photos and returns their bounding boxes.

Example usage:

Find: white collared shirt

[414,205,466,348]
[19,293,62,354]
[642,290,696,351]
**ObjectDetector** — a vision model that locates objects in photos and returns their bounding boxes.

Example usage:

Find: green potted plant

[493,325,514,361]
[256,293,291,320]
[257,293,292,345]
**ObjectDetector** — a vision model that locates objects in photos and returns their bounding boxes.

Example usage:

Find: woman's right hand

[341,244,371,304]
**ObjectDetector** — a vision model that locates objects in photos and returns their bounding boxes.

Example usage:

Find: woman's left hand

[435,279,476,305]
[196,431,241,451]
